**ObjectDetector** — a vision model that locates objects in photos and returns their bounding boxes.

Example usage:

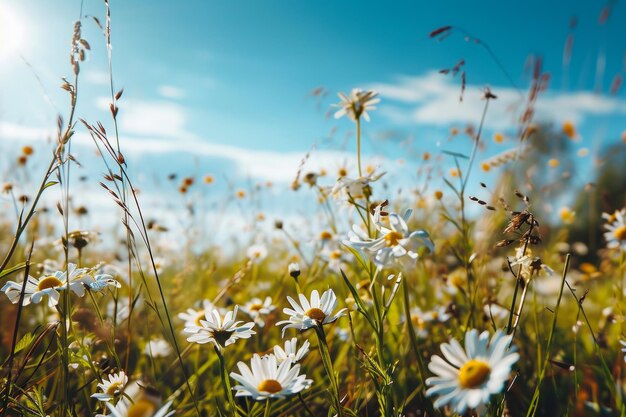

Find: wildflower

[22,145,34,155]
[105,399,174,417]
[91,371,128,402]
[1,263,89,307]
[241,296,275,327]
[559,207,576,224]
[288,263,301,279]
[344,205,434,269]
[548,158,560,168]
[84,273,121,292]
[277,289,346,337]
[333,88,380,122]
[178,299,217,328]
[620,340,626,361]
[273,337,310,364]
[247,244,268,262]
[562,120,576,139]
[603,209,626,251]
[145,338,172,358]
[331,172,381,201]
[184,306,255,349]
[230,353,312,400]
[426,329,519,414]
[493,133,504,143]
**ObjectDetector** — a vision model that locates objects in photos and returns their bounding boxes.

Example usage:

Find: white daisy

[184,305,255,349]
[273,337,310,364]
[230,353,312,400]
[620,340,626,362]
[247,244,268,262]
[1,263,89,307]
[426,329,519,414]
[84,273,121,292]
[333,88,380,122]
[240,297,275,327]
[603,209,626,251]
[91,371,128,402]
[276,289,346,337]
[178,299,218,328]
[344,206,434,269]
[105,399,174,417]
[144,338,172,358]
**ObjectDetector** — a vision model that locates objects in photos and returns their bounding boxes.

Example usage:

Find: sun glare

[0,5,26,57]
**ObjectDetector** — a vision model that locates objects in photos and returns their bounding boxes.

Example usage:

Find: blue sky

[1,0,625,241]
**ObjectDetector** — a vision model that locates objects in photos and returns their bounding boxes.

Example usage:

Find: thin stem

[215,345,238,416]
[263,399,271,417]
[525,254,570,417]
[314,325,344,417]
[356,118,362,177]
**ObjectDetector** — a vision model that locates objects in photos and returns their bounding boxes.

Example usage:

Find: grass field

[1,3,626,417]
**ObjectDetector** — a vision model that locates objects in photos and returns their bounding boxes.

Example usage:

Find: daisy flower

[1,263,89,307]
[145,338,173,358]
[91,371,128,402]
[603,208,626,251]
[104,399,174,417]
[178,299,218,328]
[426,329,519,414]
[230,353,312,400]
[620,340,626,362]
[84,273,121,292]
[344,206,434,269]
[273,337,310,364]
[333,88,380,122]
[240,296,275,327]
[247,244,268,262]
[277,289,346,337]
[184,306,255,349]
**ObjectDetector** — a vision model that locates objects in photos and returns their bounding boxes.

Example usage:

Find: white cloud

[157,85,185,99]
[0,121,52,141]
[96,97,187,137]
[84,69,109,85]
[369,71,626,129]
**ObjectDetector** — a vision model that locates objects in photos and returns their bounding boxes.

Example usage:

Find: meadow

[1,3,626,417]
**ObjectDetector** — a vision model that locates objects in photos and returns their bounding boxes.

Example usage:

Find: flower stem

[314,325,344,417]
[356,117,362,177]
[214,345,238,416]
[264,399,272,417]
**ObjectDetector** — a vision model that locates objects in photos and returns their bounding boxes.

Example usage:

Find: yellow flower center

[305,307,327,322]
[330,250,342,260]
[127,399,156,417]
[105,381,124,396]
[319,230,333,240]
[458,359,491,389]
[384,231,403,247]
[37,276,63,291]
[248,303,263,311]
[194,310,206,326]
[614,226,626,241]
[257,379,283,393]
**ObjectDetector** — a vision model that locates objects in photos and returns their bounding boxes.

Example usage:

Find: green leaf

[14,332,34,354]
[0,262,27,280]
[43,181,58,190]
